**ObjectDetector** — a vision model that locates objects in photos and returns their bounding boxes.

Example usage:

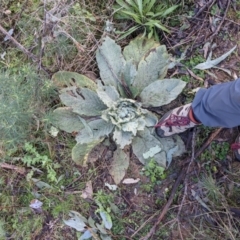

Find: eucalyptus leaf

[109,147,130,184]
[52,71,97,91]
[52,107,85,133]
[75,119,114,144]
[139,79,186,107]
[59,87,107,116]
[96,36,125,89]
[72,140,102,166]
[63,211,87,232]
[194,45,237,70]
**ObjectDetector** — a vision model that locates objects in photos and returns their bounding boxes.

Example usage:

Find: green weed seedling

[142,159,166,185]
[22,142,58,183]
[113,0,178,40]
[64,191,115,240]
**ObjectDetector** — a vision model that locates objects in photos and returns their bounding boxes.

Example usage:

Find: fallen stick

[140,128,223,240]
[0,24,37,61]
[0,162,26,175]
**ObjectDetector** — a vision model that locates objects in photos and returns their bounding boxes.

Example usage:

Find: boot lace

[155,114,190,128]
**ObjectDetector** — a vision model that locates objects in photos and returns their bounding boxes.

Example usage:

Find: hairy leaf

[144,111,158,127]
[113,128,133,149]
[76,119,114,144]
[72,140,102,166]
[52,107,84,133]
[96,36,125,89]
[123,36,158,65]
[99,211,113,230]
[96,81,120,107]
[52,71,97,91]
[139,79,186,107]
[131,45,169,97]
[63,211,87,232]
[79,230,92,240]
[156,134,186,158]
[59,87,107,116]
[122,60,137,93]
[132,128,166,166]
[143,145,162,159]
[109,147,130,184]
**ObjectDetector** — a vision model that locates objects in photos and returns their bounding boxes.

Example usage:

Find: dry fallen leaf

[122,178,140,184]
[81,181,93,199]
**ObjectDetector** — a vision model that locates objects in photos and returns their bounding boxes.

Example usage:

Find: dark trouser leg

[192,79,240,128]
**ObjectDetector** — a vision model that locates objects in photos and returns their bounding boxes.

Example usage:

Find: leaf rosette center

[104,99,142,125]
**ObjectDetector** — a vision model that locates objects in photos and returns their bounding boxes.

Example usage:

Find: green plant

[22,142,57,182]
[0,66,53,151]
[64,209,112,240]
[142,158,166,184]
[52,36,186,184]
[113,0,178,40]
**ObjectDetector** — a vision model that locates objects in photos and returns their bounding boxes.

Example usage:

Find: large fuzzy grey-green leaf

[123,36,159,65]
[143,145,162,159]
[52,107,85,133]
[63,211,87,232]
[122,60,137,93]
[59,87,107,116]
[52,71,97,91]
[131,45,169,97]
[154,133,186,166]
[96,36,125,88]
[144,111,158,127]
[96,81,120,107]
[72,140,101,166]
[76,119,114,144]
[109,147,130,184]
[113,128,133,149]
[139,79,186,107]
[132,128,166,166]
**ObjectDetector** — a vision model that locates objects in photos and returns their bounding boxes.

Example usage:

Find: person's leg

[155,79,240,137]
[192,79,240,127]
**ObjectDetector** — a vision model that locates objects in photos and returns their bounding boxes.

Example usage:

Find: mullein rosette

[52,36,186,184]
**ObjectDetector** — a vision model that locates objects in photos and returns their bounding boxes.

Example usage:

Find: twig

[206,0,231,43]
[131,211,159,238]
[194,128,223,159]
[0,24,50,74]
[0,24,37,61]
[140,167,185,240]
[0,163,26,175]
[140,127,223,240]
[193,0,216,18]
[177,128,196,217]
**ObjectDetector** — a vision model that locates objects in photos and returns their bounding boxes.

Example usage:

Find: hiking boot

[231,134,240,161]
[155,103,201,137]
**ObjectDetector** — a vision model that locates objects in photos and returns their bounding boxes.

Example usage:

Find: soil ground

[1,0,240,239]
